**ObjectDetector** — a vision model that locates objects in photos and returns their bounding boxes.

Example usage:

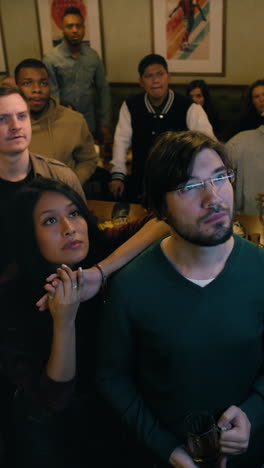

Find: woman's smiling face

[33,191,89,267]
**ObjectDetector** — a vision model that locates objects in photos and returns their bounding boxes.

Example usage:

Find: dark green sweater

[97,235,264,464]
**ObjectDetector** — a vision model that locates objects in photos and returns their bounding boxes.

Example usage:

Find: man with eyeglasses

[97,131,264,467]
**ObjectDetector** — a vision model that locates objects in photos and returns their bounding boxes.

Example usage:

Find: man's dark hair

[14,58,49,83]
[0,83,29,106]
[138,54,168,76]
[63,6,83,19]
[144,130,233,219]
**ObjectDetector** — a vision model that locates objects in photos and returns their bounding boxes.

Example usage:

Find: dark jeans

[12,392,130,468]
[12,391,264,468]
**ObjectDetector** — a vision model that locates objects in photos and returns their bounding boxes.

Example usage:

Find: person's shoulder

[44,43,60,58]
[226,127,261,147]
[111,240,163,284]
[57,104,86,124]
[44,42,65,62]
[236,235,264,262]
[55,105,89,135]
[172,90,192,106]
[81,43,100,59]
[126,92,146,111]
[29,153,85,199]
[30,152,68,169]
[231,128,260,140]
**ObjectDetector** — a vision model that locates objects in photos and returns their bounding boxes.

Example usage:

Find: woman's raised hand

[36,265,103,311]
[47,264,83,325]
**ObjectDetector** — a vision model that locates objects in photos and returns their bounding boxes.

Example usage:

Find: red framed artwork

[36,0,102,57]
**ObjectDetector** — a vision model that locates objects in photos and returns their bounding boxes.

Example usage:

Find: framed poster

[36,0,102,57]
[0,19,7,74]
[152,0,225,75]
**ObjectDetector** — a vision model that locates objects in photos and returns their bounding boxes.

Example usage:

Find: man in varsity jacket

[109,53,216,201]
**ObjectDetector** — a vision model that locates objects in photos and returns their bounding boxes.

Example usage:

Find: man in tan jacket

[15,58,98,186]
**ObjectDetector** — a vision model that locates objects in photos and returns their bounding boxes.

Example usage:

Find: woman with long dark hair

[239,79,264,131]
[186,79,221,138]
[0,177,164,468]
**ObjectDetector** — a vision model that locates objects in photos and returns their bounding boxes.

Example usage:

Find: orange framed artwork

[36,0,102,57]
[0,16,7,74]
[152,0,225,75]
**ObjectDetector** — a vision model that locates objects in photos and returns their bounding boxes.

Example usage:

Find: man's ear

[139,77,144,89]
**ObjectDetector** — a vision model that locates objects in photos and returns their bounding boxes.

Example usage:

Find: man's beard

[167,206,233,247]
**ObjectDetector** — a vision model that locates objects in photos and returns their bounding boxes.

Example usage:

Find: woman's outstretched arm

[37,218,169,309]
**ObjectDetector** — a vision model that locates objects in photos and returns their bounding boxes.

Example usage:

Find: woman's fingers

[37,265,82,311]
[44,283,57,294]
[45,273,58,282]
[77,266,83,291]
[220,438,248,454]
[36,293,48,310]
[56,264,81,300]
[36,279,59,310]
[56,267,72,298]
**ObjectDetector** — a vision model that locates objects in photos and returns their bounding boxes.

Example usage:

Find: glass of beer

[184,411,221,467]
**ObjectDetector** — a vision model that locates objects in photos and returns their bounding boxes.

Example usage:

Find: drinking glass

[184,411,221,467]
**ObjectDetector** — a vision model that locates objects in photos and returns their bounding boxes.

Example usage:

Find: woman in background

[186,79,221,138]
[239,79,264,131]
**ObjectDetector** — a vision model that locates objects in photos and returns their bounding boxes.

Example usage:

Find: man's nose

[32,82,41,93]
[201,180,223,206]
[9,115,21,130]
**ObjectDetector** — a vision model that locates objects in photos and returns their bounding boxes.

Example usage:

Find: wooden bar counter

[87,200,264,245]
[235,213,264,244]
[87,200,147,225]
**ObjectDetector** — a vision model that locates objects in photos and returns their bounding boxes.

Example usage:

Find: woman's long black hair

[244,79,264,115]
[9,177,108,285]
[239,79,264,131]
[186,79,212,111]
[186,79,220,134]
